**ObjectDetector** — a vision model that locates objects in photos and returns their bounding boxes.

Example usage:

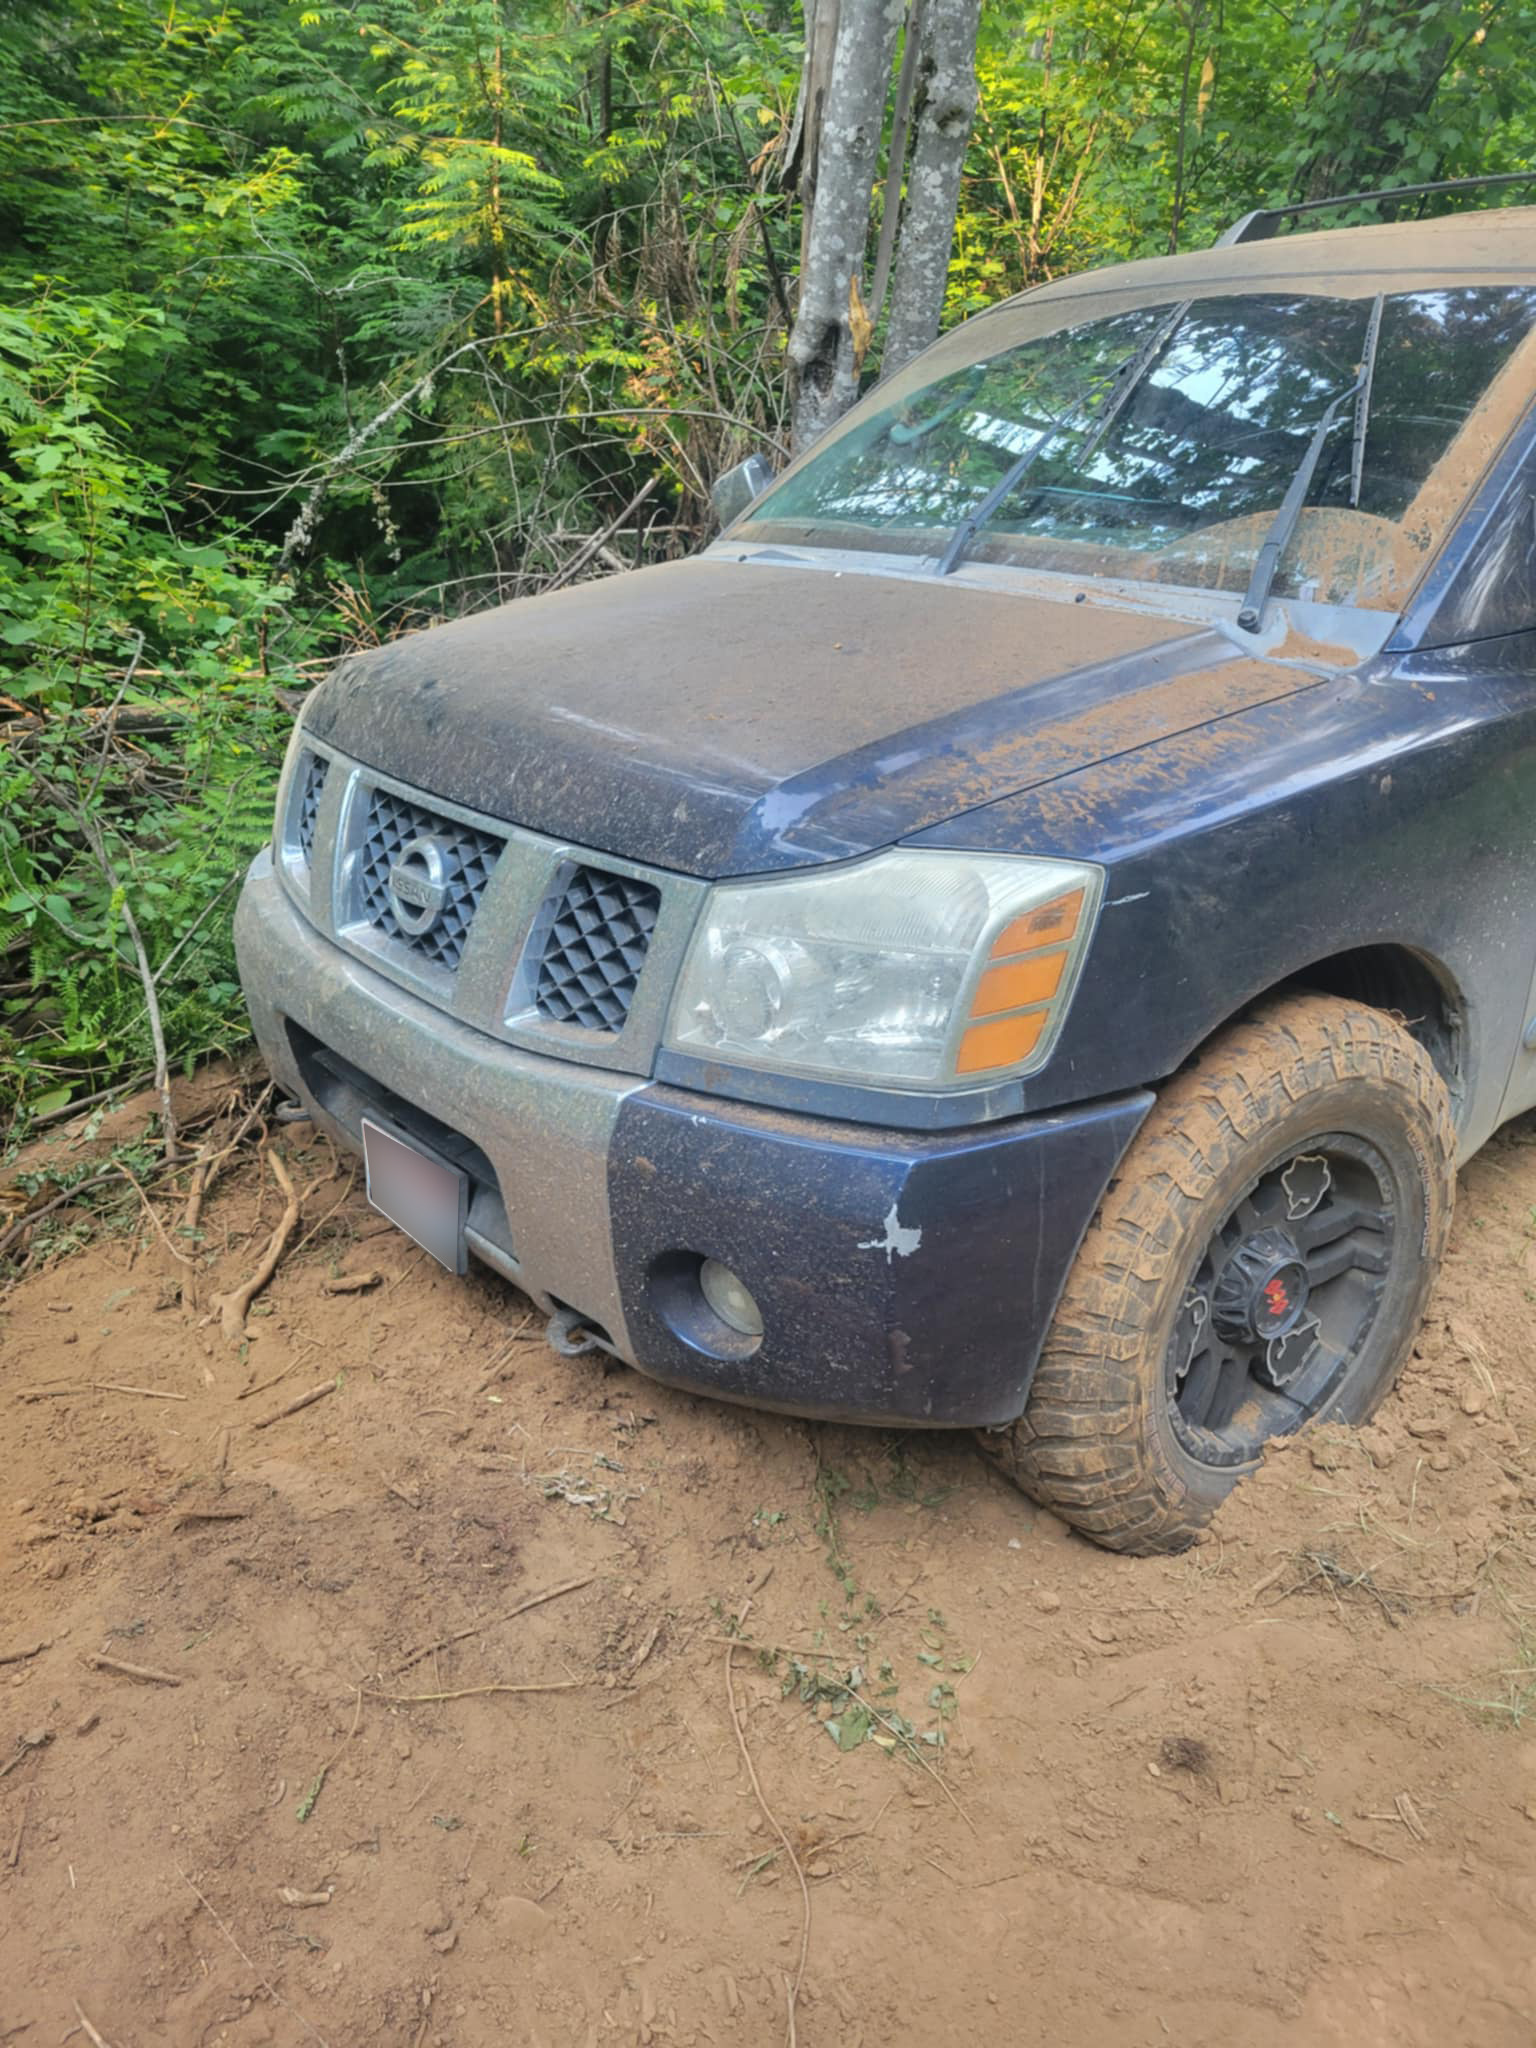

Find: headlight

[665,849,1101,1091]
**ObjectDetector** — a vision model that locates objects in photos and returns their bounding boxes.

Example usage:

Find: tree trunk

[881,0,980,377]
[786,0,907,451]
[782,0,843,273]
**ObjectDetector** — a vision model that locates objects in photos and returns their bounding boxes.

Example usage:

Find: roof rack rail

[1220,170,1536,247]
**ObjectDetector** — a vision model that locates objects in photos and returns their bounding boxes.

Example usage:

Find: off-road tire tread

[981,995,1456,1554]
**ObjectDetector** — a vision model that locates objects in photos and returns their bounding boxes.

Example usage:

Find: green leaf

[827,1703,873,1751]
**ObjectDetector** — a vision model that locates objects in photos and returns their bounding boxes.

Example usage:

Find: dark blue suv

[236,200,1536,1552]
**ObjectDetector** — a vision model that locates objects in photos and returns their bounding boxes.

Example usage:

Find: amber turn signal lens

[970,948,1067,1018]
[989,888,1083,960]
[955,1008,1048,1075]
[952,887,1091,1075]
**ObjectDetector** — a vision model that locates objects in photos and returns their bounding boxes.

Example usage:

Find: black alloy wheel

[1166,1134,1397,1468]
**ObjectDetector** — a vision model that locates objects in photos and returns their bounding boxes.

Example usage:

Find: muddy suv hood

[304,556,1317,877]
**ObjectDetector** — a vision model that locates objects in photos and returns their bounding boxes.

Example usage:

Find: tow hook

[546,1307,603,1357]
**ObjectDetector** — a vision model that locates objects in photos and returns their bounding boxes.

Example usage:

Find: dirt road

[3,1089,1536,2046]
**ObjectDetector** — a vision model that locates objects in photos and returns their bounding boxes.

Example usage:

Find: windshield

[739,287,1536,613]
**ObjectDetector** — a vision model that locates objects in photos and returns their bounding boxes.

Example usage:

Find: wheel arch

[1193,943,1467,1126]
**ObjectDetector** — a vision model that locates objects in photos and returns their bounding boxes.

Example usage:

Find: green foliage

[1,0,1531,1124]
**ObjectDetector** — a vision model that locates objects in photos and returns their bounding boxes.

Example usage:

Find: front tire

[982,994,1456,1554]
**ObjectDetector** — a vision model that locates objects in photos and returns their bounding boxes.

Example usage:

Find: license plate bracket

[361,1117,468,1274]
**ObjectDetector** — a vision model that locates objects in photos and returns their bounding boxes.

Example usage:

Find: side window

[1428,443,1536,643]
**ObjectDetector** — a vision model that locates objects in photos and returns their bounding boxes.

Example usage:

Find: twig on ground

[724,1599,809,2048]
[389,1571,595,1678]
[114,1162,194,1269]
[8,1785,31,1869]
[320,1267,380,1295]
[19,1382,187,1402]
[829,1673,976,1830]
[71,2005,116,2048]
[178,1866,331,2048]
[1332,1827,1407,1866]
[368,1678,583,1702]
[817,1793,895,1858]
[237,1340,318,1402]
[211,1143,301,1341]
[286,1171,360,1265]
[0,1641,48,1667]
[1394,1790,1428,1841]
[84,1653,183,1686]
[0,1731,50,1782]
[473,1310,536,1394]
[401,1764,445,1816]
[0,1171,122,1265]
[709,1628,974,1831]
[295,1687,363,1825]
[171,1507,247,1530]
[252,1378,338,1431]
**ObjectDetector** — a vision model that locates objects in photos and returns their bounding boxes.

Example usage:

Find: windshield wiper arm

[934,399,1092,577]
[1349,294,1384,509]
[935,300,1192,578]
[1236,373,1366,633]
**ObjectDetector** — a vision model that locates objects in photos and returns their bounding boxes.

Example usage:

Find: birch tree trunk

[881,0,981,378]
[785,0,908,451]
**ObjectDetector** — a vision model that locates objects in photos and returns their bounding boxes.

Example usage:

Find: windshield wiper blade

[1349,294,1384,510]
[935,300,1192,578]
[1236,373,1365,634]
[934,400,1091,577]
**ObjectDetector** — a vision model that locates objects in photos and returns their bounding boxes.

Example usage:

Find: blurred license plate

[361,1119,467,1274]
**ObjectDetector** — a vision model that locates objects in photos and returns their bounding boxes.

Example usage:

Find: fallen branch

[542,473,659,594]
[211,1143,300,1341]
[114,1162,194,1269]
[367,1678,583,1702]
[7,1785,31,1870]
[36,767,178,1164]
[237,1340,318,1402]
[0,1171,123,1265]
[0,1641,48,1667]
[72,2006,117,2048]
[0,1739,47,1782]
[320,1269,382,1296]
[171,1508,246,1530]
[389,1570,594,1678]
[725,1605,808,2048]
[252,1378,338,1430]
[178,1867,331,2048]
[19,1382,187,1403]
[296,1687,363,1825]
[84,1652,183,1686]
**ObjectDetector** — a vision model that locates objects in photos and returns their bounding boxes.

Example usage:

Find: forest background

[1,0,1529,1130]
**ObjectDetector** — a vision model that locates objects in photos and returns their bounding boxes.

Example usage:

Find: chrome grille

[357,789,501,974]
[535,865,661,1032]
[297,752,328,863]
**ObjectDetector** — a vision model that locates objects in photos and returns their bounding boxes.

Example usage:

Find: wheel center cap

[1212,1229,1311,1344]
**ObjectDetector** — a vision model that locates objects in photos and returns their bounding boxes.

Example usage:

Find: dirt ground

[4,1074,1536,2048]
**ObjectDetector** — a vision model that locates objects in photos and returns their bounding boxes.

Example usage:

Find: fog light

[699,1258,764,1338]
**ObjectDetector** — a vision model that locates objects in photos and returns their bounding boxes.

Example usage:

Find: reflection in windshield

[741,289,1536,612]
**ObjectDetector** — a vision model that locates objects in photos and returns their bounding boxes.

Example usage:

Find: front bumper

[235,850,1151,1426]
